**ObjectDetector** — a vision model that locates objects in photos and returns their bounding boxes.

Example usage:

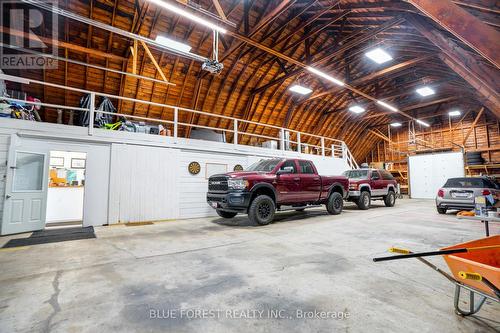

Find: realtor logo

[0,0,58,69]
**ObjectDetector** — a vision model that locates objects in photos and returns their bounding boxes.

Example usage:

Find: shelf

[465,164,500,170]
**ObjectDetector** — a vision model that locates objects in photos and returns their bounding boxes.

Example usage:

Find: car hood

[225,171,267,178]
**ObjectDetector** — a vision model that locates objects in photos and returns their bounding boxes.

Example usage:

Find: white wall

[0,119,353,230]
[409,152,465,199]
[46,187,84,223]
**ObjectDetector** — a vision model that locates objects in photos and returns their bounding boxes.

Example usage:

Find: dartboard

[188,161,201,175]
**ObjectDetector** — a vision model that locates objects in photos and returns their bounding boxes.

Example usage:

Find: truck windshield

[247,159,281,172]
[343,170,368,179]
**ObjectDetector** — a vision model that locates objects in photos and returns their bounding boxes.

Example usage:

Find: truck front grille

[208,176,228,192]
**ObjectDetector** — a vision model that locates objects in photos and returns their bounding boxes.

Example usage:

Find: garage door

[409,152,465,199]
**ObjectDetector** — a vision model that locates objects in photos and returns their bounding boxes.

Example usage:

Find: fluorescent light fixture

[416,119,430,127]
[289,84,312,95]
[416,86,435,97]
[376,100,398,112]
[148,0,227,33]
[365,48,393,64]
[349,105,365,114]
[390,122,402,127]
[448,110,461,117]
[306,67,345,86]
[155,35,192,53]
[0,73,30,85]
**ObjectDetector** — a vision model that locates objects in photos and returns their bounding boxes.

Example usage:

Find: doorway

[45,151,87,228]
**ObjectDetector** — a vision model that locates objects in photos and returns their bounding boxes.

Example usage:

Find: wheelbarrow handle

[373,248,467,262]
[459,271,500,298]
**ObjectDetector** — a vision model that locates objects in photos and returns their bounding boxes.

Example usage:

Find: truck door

[275,160,300,204]
[298,160,321,202]
[370,170,385,196]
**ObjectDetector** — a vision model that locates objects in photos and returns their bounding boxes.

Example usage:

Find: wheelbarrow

[373,235,500,316]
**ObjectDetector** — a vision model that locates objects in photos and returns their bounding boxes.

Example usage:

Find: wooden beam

[220,0,296,61]
[3,27,126,62]
[304,54,433,102]
[406,14,500,118]
[139,40,168,82]
[368,129,393,143]
[212,0,227,20]
[463,107,485,145]
[407,0,500,68]
[131,40,138,75]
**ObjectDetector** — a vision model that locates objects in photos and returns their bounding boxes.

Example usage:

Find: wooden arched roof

[9,0,500,161]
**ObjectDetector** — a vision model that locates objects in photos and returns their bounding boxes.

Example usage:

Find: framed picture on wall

[71,158,86,169]
[205,163,227,179]
[50,157,64,167]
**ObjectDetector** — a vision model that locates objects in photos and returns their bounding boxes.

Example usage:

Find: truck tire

[248,195,275,225]
[383,191,396,207]
[216,210,237,218]
[326,192,343,215]
[437,207,447,214]
[356,191,371,210]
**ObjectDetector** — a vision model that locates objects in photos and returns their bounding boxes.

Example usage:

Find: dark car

[436,177,499,214]
[206,158,349,225]
[342,168,398,210]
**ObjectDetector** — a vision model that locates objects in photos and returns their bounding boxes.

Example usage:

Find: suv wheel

[356,191,371,210]
[248,195,275,225]
[326,192,343,215]
[437,207,447,214]
[384,191,396,207]
[216,210,238,218]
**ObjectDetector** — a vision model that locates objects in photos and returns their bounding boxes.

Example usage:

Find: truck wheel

[248,195,275,225]
[383,191,396,207]
[326,192,343,215]
[356,191,371,210]
[437,207,447,214]
[216,210,237,218]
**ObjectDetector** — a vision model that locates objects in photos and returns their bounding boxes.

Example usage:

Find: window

[279,160,297,173]
[381,170,394,180]
[444,178,499,189]
[371,171,380,180]
[247,159,281,172]
[298,160,315,174]
[342,170,368,179]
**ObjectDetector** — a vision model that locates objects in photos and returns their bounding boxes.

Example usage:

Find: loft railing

[1,74,358,169]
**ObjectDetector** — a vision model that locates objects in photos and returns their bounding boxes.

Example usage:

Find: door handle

[293,177,300,181]
[313,178,320,181]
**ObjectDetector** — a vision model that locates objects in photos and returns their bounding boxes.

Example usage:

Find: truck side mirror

[277,166,294,175]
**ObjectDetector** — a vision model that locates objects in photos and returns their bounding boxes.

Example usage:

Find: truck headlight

[228,178,249,190]
[349,183,358,190]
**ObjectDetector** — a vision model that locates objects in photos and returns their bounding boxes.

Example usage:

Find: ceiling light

[289,85,312,95]
[306,67,345,86]
[365,48,393,64]
[148,0,227,33]
[377,100,398,112]
[449,110,461,117]
[416,119,430,127]
[416,86,435,97]
[155,35,192,53]
[390,122,402,127]
[349,105,365,114]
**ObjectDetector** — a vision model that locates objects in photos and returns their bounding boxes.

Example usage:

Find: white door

[408,152,465,199]
[1,136,48,235]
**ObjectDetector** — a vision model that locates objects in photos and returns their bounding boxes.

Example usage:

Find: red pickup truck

[207,158,349,225]
[342,168,398,210]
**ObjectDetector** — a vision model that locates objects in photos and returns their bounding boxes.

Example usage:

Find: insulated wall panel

[408,152,464,199]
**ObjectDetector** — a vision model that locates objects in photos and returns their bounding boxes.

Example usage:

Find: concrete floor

[0,199,499,333]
